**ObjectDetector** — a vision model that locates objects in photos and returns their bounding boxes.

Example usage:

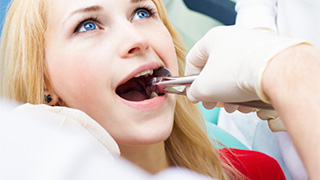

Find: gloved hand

[185,25,308,110]
[216,102,286,132]
[257,109,286,132]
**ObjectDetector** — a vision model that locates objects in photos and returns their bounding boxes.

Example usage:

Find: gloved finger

[237,106,258,113]
[202,102,217,110]
[268,116,286,132]
[256,109,278,120]
[256,109,286,132]
[185,87,200,104]
[224,104,239,113]
[185,38,209,76]
[216,102,225,107]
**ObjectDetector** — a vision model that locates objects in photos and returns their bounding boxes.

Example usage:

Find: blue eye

[132,9,151,21]
[78,21,99,33]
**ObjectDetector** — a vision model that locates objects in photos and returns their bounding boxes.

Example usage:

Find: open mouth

[116,68,165,101]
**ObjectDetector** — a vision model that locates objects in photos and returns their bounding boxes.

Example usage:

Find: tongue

[119,90,149,101]
[116,76,152,101]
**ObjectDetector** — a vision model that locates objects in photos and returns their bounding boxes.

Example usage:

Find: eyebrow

[64,1,150,26]
[70,5,104,16]
[62,5,103,26]
[131,0,148,2]
[70,0,149,16]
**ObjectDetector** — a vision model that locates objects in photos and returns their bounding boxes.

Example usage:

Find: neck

[119,142,169,174]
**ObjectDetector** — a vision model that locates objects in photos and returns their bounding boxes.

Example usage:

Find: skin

[262,44,320,179]
[45,0,178,173]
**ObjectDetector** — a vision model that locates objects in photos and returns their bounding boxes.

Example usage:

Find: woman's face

[45,0,178,146]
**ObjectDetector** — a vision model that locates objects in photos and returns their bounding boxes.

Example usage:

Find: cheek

[165,34,179,75]
[151,26,179,76]
[45,47,111,106]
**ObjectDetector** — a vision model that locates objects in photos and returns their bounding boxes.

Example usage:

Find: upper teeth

[134,69,154,78]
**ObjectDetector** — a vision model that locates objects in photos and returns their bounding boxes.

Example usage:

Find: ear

[44,88,59,106]
[43,71,61,106]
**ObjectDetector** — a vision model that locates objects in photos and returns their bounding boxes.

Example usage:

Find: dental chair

[183,0,236,25]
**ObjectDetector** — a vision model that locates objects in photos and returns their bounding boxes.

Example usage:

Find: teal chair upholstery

[205,120,248,149]
[199,104,247,149]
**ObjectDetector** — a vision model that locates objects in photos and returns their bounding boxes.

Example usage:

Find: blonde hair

[0,0,243,179]
[0,0,47,103]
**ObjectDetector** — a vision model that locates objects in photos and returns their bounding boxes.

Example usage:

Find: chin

[125,133,171,146]
[115,112,174,146]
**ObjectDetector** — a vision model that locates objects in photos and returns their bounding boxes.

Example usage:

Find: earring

[44,94,52,103]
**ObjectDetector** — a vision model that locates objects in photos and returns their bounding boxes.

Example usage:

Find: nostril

[121,39,149,58]
[128,47,140,54]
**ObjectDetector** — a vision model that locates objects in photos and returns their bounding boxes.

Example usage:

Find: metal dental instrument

[146,67,274,110]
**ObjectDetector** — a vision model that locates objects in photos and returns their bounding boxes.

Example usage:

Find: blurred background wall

[163,0,223,50]
[0,0,11,36]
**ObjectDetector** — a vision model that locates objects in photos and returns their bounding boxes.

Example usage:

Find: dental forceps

[146,68,274,110]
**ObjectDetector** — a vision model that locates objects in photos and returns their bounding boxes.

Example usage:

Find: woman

[0,0,285,179]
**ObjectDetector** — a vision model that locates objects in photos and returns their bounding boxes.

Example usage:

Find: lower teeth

[150,92,159,98]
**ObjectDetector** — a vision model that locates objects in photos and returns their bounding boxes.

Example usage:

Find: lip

[116,62,161,88]
[116,93,168,111]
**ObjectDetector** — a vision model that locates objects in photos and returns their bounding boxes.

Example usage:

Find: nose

[118,23,150,58]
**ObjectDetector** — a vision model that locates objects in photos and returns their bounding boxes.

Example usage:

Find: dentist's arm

[185,25,319,179]
[261,44,320,179]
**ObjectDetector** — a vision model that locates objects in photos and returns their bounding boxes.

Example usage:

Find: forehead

[46,0,102,19]
[46,0,154,13]
[45,0,156,24]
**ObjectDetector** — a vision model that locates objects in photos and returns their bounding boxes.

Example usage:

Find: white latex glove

[257,109,286,132]
[185,25,308,110]
[217,102,286,132]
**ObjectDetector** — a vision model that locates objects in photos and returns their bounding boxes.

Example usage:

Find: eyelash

[134,5,157,19]
[74,16,101,33]
[73,5,157,34]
